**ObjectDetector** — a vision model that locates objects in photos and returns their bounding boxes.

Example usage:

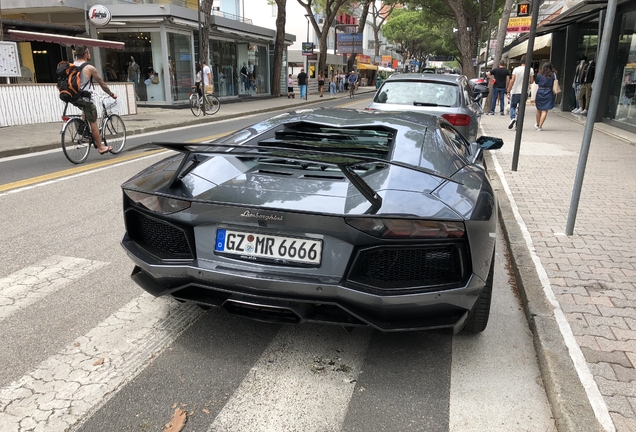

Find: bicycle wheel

[103,114,127,154]
[190,95,201,117]
[205,94,220,115]
[61,118,90,164]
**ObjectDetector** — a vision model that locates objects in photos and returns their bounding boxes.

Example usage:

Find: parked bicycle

[190,86,220,117]
[60,92,126,164]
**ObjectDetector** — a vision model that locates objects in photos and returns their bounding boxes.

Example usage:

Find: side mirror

[476,136,504,150]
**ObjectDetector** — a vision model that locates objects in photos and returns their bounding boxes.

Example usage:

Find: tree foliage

[401,0,505,78]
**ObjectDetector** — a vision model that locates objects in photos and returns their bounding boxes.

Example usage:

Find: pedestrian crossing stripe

[0,256,108,322]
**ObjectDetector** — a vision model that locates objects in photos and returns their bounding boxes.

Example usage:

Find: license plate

[215,229,322,265]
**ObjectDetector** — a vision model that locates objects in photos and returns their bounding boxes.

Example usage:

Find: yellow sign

[507,17,531,32]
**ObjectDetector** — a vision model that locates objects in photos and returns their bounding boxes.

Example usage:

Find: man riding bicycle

[72,45,117,155]
[348,71,358,95]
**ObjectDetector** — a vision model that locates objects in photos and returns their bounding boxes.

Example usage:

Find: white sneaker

[572,108,581,114]
[537,127,543,131]
[534,124,539,129]
[580,109,588,115]
[508,118,516,129]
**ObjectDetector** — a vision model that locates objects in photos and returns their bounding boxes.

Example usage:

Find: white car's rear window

[374,81,459,107]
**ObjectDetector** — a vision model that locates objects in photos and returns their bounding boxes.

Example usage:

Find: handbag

[553,75,561,95]
[205,84,214,94]
[151,75,160,85]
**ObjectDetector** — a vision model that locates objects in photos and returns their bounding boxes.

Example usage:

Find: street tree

[346,0,373,73]
[297,0,351,76]
[270,0,287,96]
[491,0,514,68]
[370,1,398,57]
[404,0,505,78]
[382,9,457,70]
[199,0,213,65]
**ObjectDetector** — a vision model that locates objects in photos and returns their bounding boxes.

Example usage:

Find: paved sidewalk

[482,105,636,432]
[0,87,376,158]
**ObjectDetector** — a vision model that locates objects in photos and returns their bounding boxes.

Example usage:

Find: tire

[190,95,201,117]
[103,115,126,155]
[205,94,220,115]
[462,249,495,333]
[61,118,90,164]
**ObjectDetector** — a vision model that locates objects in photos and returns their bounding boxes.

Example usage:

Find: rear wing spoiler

[149,141,461,215]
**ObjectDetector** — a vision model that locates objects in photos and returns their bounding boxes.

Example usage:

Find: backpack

[56,62,91,103]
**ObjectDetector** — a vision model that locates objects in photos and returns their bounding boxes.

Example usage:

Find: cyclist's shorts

[72,100,98,123]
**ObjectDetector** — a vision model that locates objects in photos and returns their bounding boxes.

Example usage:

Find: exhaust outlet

[223,299,301,324]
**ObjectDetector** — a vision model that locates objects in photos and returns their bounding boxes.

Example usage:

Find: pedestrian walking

[329,73,337,97]
[287,74,295,98]
[318,72,325,97]
[487,60,510,115]
[506,55,534,129]
[534,62,557,131]
[297,68,308,100]
[339,72,345,92]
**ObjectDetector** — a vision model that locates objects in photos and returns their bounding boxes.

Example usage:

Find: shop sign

[392,59,398,69]
[302,42,314,56]
[517,3,530,17]
[337,33,363,54]
[0,42,21,77]
[507,17,531,33]
[357,54,371,64]
[88,5,112,27]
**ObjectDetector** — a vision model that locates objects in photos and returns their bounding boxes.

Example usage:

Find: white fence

[0,83,137,127]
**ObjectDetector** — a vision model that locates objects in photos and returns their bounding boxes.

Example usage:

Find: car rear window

[374,81,459,107]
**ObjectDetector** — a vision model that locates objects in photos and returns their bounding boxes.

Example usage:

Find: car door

[460,78,482,142]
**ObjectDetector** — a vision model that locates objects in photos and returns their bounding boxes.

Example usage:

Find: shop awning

[357,63,378,70]
[507,33,552,58]
[214,27,274,43]
[8,30,125,50]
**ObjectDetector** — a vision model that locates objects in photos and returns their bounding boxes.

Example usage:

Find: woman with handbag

[533,62,558,131]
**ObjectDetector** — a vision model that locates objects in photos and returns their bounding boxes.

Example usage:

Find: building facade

[1,0,295,105]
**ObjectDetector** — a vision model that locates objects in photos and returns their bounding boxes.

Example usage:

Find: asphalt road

[0,97,556,432]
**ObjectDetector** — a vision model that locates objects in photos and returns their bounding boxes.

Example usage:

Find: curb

[485,153,604,432]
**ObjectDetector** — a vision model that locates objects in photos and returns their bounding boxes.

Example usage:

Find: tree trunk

[444,0,478,78]
[271,0,287,96]
[492,0,514,67]
[199,0,213,65]
[346,0,371,72]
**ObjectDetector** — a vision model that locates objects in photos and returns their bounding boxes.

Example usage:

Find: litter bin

[376,76,382,89]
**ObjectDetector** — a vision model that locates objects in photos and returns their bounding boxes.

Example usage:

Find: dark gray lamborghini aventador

[120,108,504,333]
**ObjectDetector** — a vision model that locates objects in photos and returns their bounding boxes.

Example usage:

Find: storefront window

[167,32,193,101]
[607,10,636,126]
[100,30,165,102]
[211,40,237,97]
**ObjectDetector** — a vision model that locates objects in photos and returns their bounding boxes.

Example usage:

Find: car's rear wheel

[462,249,495,333]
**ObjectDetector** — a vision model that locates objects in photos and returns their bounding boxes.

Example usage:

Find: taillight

[62,116,70,121]
[124,190,191,215]
[442,114,471,127]
[345,218,465,239]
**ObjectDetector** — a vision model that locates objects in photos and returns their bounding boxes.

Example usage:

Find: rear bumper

[123,239,487,333]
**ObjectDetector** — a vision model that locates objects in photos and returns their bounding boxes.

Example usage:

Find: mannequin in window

[240,62,250,92]
[575,60,595,115]
[571,59,586,113]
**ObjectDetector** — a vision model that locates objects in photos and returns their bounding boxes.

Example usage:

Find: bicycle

[60,93,126,164]
[190,86,220,117]
[349,81,357,98]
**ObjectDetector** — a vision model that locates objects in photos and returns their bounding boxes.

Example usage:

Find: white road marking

[0,294,203,432]
[490,153,615,432]
[0,152,169,199]
[208,325,372,432]
[0,256,108,321]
